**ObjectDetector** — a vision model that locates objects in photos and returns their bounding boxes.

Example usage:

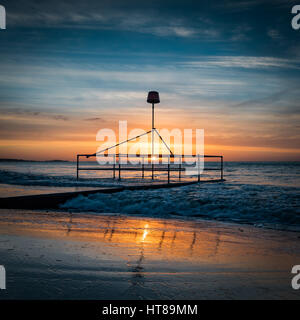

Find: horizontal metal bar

[78,168,184,172]
[77,154,223,158]
[78,167,221,171]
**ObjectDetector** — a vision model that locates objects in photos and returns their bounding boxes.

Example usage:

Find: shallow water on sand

[0,210,299,299]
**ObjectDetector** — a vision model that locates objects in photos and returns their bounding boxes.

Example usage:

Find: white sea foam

[60,182,300,230]
[0,161,299,230]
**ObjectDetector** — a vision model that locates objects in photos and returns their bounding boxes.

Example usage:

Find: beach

[0,161,299,299]
[0,209,299,300]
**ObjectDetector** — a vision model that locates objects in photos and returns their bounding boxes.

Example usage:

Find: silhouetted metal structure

[76,91,224,183]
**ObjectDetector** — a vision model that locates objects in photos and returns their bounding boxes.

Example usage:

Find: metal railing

[76,153,224,183]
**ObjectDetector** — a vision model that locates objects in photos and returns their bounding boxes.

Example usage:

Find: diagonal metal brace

[154,128,174,156]
[92,130,152,157]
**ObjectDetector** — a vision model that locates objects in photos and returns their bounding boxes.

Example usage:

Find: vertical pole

[118,156,121,180]
[76,155,79,180]
[142,156,144,179]
[221,156,223,180]
[152,102,154,180]
[152,162,154,180]
[197,154,200,182]
[168,156,170,184]
[152,102,154,130]
[152,102,154,154]
[113,154,116,179]
[179,156,182,181]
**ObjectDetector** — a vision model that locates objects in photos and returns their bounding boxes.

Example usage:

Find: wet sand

[0,209,299,299]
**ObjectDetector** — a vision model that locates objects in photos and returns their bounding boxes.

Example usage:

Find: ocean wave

[1,161,299,230]
[0,169,121,188]
[60,182,300,230]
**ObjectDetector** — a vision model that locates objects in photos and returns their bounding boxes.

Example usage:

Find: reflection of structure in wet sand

[1,210,299,299]
[158,231,165,251]
[0,211,245,261]
[171,231,177,248]
[211,231,221,257]
[189,232,197,256]
[108,223,115,242]
[125,245,146,297]
[123,224,148,298]
[66,213,73,236]
[59,215,229,263]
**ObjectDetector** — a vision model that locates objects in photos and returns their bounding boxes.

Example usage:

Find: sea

[0,160,299,231]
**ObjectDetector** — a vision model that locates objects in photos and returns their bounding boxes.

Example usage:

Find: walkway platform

[0,179,225,210]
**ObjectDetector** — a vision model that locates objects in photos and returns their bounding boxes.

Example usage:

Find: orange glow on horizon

[0,138,299,161]
[0,110,299,161]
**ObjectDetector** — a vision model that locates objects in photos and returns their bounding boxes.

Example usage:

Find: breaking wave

[61,182,300,230]
[1,161,299,230]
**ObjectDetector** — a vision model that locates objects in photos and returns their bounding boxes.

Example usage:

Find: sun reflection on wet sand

[0,209,300,299]
[0,210,299,266]
[141,224,149,242]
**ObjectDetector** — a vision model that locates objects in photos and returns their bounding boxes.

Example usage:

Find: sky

[0,0,299,161]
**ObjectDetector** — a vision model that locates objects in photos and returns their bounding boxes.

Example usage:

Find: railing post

[118,155,121,180]
[179,156,182,181]
[197,154,200,182]
[76,155,79,180]
[221,156,223,180]
[168,156,170,184]
[113,154,116,179]
[152,157,154,180]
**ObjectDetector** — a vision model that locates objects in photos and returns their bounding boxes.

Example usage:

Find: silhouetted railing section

[76,154,224,183]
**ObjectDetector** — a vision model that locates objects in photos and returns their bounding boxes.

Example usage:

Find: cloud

[4,0,220,39]
[52,115,69,121]
[0,108,69,121]
[84,117,104,121]
[231,25,252,41]
[7,11,212,38]
[231,87,300,117]
[215,0,261,11]
[148,26,196,38]
[8,11,107,28]
[267,29,281,40]
[185,56,300,69]
[0,55,295,120]
[216,0,296,11]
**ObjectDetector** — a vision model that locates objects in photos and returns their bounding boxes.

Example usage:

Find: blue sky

[0,0,299,160]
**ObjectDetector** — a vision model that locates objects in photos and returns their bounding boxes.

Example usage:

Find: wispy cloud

[0,108,69,121]
[8,12,107,27]
[84,117,104,122]
[6,3,218,39]
[231,25,252,41]
[267,29,281,40]
[216,0,296,11]
[231,86,300,115]
[146,26,196,38]
[185,56,300,69]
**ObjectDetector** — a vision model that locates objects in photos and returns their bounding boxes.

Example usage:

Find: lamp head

[147,91,160,104]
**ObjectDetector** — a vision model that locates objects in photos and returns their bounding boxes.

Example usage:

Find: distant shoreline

[0,159,69,163]
[0,159,298,163]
